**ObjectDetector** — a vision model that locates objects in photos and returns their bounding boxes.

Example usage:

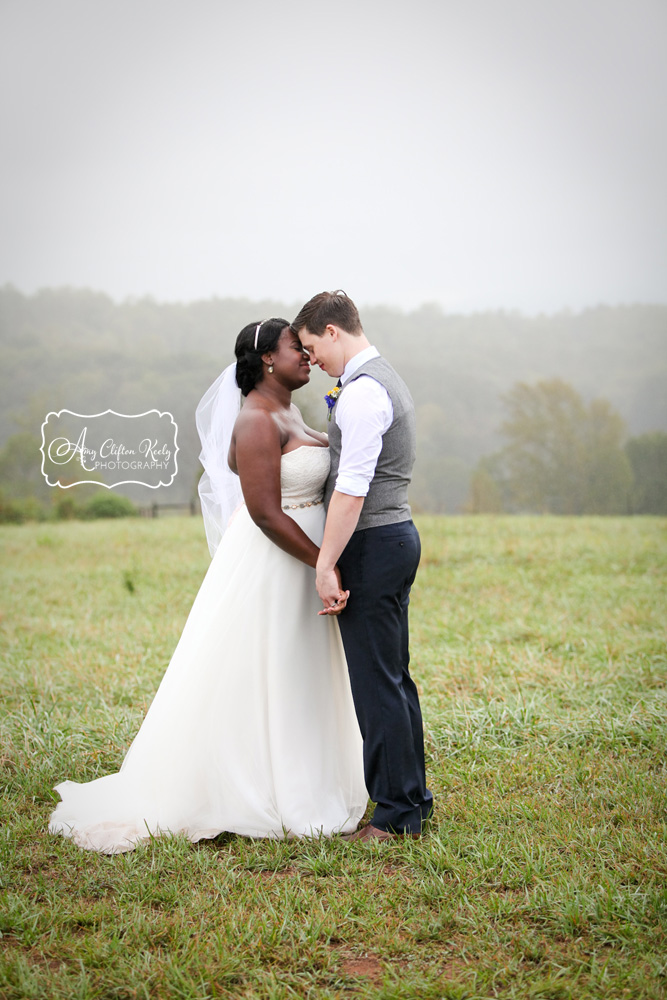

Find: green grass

[1,515,666,999]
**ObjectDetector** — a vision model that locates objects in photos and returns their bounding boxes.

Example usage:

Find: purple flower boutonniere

[324,386,341,421]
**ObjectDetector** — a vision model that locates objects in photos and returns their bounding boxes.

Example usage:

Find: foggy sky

[1,0,666,313]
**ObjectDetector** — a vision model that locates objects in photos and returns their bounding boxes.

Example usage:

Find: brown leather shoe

[342,824,421,843]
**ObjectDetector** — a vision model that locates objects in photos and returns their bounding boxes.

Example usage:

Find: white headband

[254,320,268,350]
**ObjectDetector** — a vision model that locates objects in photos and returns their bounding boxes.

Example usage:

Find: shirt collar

[341,345,379,385]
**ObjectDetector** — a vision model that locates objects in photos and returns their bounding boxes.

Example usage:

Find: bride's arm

[234,409,321,568]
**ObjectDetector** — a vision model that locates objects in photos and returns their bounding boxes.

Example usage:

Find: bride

[49,318,367,853]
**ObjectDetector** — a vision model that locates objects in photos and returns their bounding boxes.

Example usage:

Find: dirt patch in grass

[337,949,383,981]
[258,865,298,881]
[381,862,414,884]
[1,939,66,976]
[429,933,471,981]
[440,954,469,980]
[28,949,65,974]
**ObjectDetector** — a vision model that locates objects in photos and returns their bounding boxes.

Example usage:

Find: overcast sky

[1,0,665,313]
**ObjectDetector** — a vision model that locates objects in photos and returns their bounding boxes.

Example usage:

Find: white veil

[195,362,244,557]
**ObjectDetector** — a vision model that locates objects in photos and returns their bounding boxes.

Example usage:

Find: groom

[291,290,433,841]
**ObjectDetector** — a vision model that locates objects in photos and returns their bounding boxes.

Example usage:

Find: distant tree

[0,429,105,514]
[80,492,138,519]
[411,456,471,513]
[0,432,51,502]
[500,379,632,514]
[466,455,504,513]
[410,404,471,512]
[625,432,667,514]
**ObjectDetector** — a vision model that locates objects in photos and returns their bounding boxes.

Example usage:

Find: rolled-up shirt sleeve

[334,376,393,497]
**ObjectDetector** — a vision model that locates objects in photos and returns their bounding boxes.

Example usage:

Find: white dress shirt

[334,346,394,498]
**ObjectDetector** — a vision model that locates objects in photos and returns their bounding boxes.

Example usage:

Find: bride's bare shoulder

[228,402,283,472]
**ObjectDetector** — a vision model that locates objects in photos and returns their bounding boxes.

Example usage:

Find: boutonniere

[324,385,341,421]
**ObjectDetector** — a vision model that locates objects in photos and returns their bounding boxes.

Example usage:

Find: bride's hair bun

[234,318,289,397]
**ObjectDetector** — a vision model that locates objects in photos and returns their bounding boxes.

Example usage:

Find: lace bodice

[280,446,330,505]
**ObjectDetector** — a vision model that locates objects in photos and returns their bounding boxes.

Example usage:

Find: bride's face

[269,327,311,388]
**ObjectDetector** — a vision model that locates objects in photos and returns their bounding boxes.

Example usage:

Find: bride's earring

[268,363,274,374]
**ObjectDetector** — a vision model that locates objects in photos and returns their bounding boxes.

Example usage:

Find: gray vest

[325,356,416,530]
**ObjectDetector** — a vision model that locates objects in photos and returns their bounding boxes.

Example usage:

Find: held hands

[316,565,349,616]
[314,492,363,617]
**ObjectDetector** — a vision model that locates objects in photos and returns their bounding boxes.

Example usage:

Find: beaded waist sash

[282,498,324,511]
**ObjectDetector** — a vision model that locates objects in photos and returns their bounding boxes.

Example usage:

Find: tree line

[1,285,665,517]
[466,379,667,515]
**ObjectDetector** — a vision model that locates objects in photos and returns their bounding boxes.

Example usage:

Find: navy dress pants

[336,519,433,834]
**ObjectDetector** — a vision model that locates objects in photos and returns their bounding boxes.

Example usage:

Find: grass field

[1,515,666,999]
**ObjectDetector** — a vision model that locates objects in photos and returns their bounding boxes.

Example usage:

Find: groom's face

[296,325,344,378]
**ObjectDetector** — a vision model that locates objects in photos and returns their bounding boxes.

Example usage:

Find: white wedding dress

[49,446,367,853]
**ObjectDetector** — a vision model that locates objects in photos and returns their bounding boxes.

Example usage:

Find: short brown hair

[291,290,363,337]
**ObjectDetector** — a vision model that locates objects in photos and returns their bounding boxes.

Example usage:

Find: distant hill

[1,286,665,511]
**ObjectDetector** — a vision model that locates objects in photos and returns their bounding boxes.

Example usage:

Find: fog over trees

[1,285,665,515]
[469,379,634,514]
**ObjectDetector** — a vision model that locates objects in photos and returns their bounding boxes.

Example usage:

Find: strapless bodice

[280,446,330,506]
